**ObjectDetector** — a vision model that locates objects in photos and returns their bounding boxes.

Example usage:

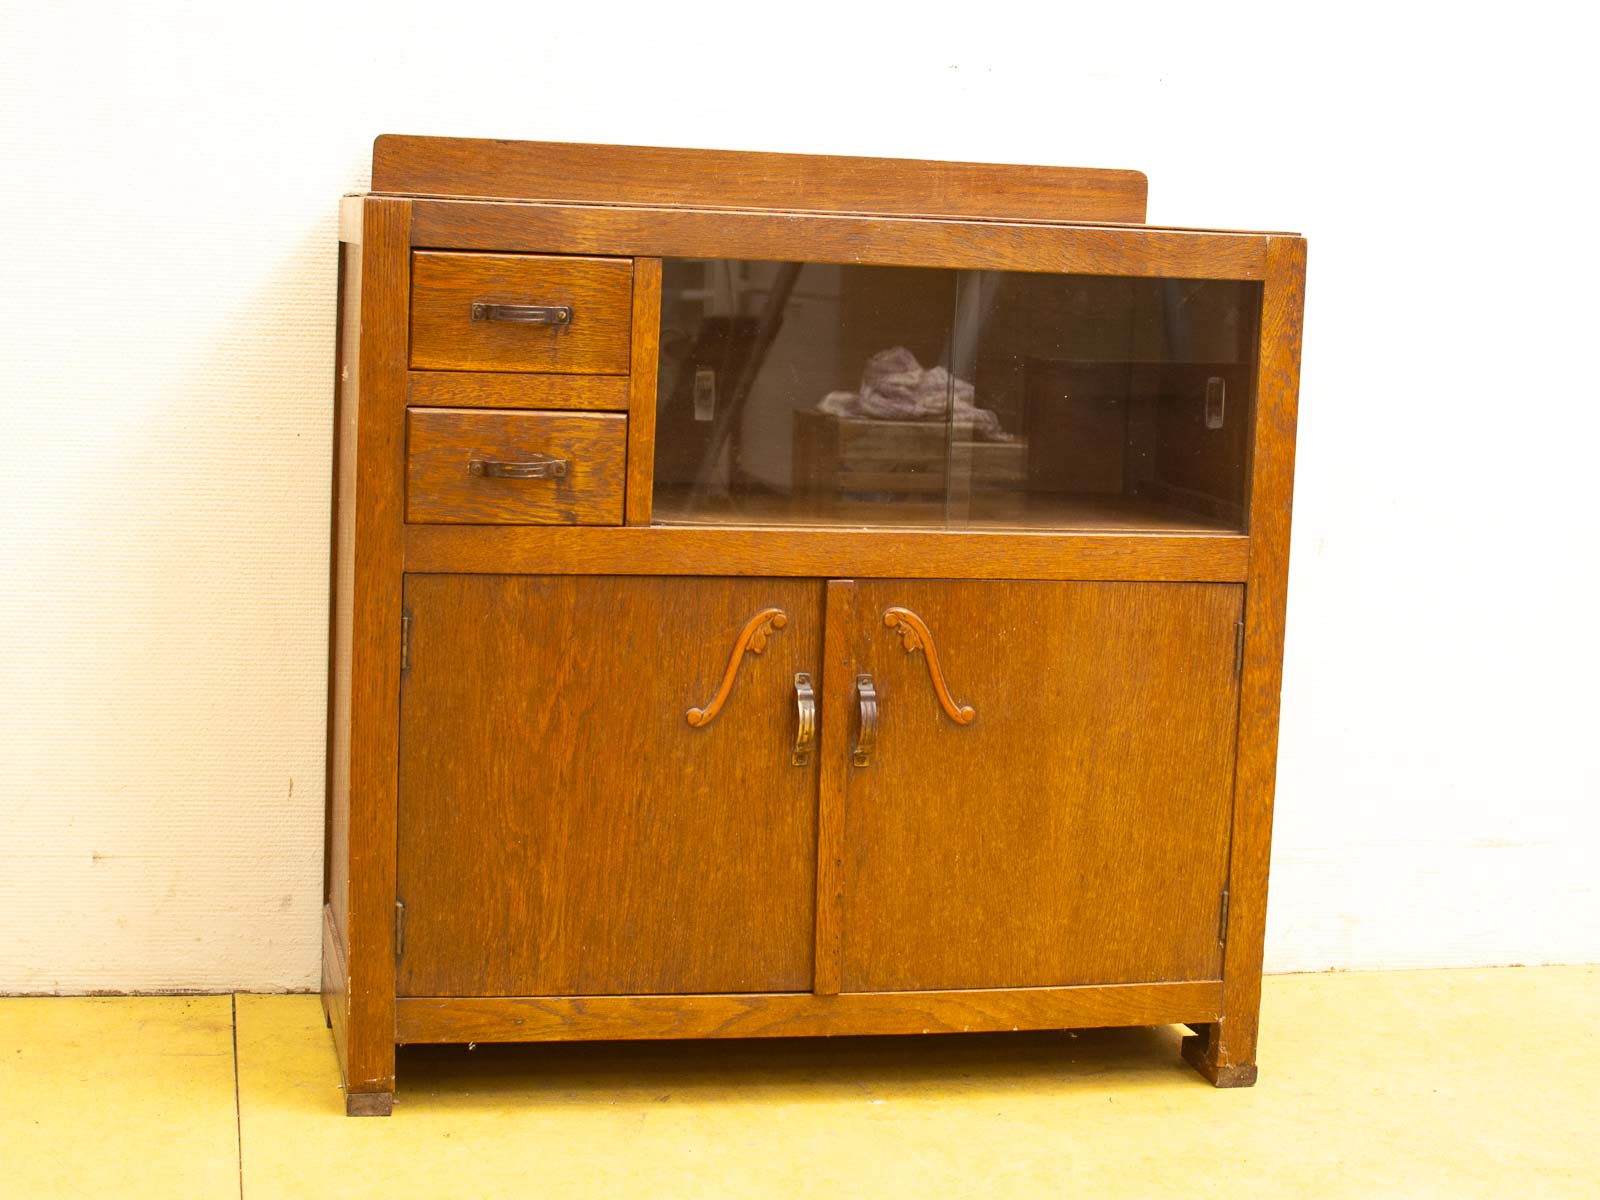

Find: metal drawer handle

[686,608,787,728]
[468,455,569,480]
[852,674,878,767]
[470,302,573,326]
[792,673,816,767]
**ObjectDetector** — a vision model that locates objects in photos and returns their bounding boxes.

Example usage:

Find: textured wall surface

[1,2,1596,992]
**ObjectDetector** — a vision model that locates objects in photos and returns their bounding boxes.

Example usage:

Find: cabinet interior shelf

[651,484,1242,534]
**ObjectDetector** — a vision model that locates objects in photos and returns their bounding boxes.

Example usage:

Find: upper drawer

[410,252,634,374]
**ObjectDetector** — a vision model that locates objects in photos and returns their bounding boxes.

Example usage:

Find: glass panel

[653,260,1257,532]
[952,272,1258,532]
[654,259,957,528]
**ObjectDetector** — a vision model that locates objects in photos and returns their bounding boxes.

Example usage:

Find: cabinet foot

[1181,1024,1258,1088]
[345,1090,394,1117]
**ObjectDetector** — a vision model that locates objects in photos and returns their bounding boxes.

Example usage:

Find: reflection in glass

[654,260,1257,532]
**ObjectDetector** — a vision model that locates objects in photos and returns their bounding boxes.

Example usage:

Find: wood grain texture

[843,580,1243,992]
[406,371,629,411]
[405,408,626,525]
[320,904,348,1073]
[325,240,360,955]
[813,580,856,996]
[396,576,824,997]
[1194,235,1307,1085]
[374,135,1149,224]
[393,981,1222,1044]
[340,197,410,1102]
[410,201,1268,280]
[626,257,661,525]
[403,526,1251,581]
[409,251,633,373]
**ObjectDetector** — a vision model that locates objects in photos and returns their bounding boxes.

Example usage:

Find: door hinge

[1218,888,1231,947]
[400,611,412,674]
[1233,619,1246,678]
[395,900,406,959]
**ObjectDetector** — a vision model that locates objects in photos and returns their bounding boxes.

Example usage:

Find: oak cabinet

[323,136,1305,1114]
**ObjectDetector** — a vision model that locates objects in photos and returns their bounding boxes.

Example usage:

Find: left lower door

[397,575,823,997]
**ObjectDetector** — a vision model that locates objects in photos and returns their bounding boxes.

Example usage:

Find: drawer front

[407,408,626,524]
[410,252,633,374]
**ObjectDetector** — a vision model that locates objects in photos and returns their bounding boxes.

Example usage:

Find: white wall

[2,2,1595,992]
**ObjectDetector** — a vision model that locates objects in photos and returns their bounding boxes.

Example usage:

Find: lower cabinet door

[842,579,1244,993]
[397,575,823,997]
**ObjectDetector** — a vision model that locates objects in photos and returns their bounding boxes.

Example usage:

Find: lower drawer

[406,408,626,525]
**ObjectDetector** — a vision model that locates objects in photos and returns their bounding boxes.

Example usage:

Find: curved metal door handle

[686,608,787,728]
[852,674,878,767]
[792,673,816,766]
[882,607,975,725]
[470,302,573,326]
[468,454,570,480]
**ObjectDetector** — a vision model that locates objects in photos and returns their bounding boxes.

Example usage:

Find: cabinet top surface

[368,135,1300,237]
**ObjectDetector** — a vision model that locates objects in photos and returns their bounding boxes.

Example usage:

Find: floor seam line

[232,994,244,1200]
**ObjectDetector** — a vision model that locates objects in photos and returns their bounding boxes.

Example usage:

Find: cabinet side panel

[342,198,412,1098]
[1214,236,1307,1073]
[325,237,361,949]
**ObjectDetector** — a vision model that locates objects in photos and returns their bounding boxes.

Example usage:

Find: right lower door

[842,579,1244,993]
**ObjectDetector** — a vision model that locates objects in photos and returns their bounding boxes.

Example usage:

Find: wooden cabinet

[323,137,1305,1114]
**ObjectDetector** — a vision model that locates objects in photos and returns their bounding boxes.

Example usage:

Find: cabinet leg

[345,1090,394,1117]
[1181,1021,1258,1088]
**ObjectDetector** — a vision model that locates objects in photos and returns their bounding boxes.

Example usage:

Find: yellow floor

[1,967,1595,1198]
